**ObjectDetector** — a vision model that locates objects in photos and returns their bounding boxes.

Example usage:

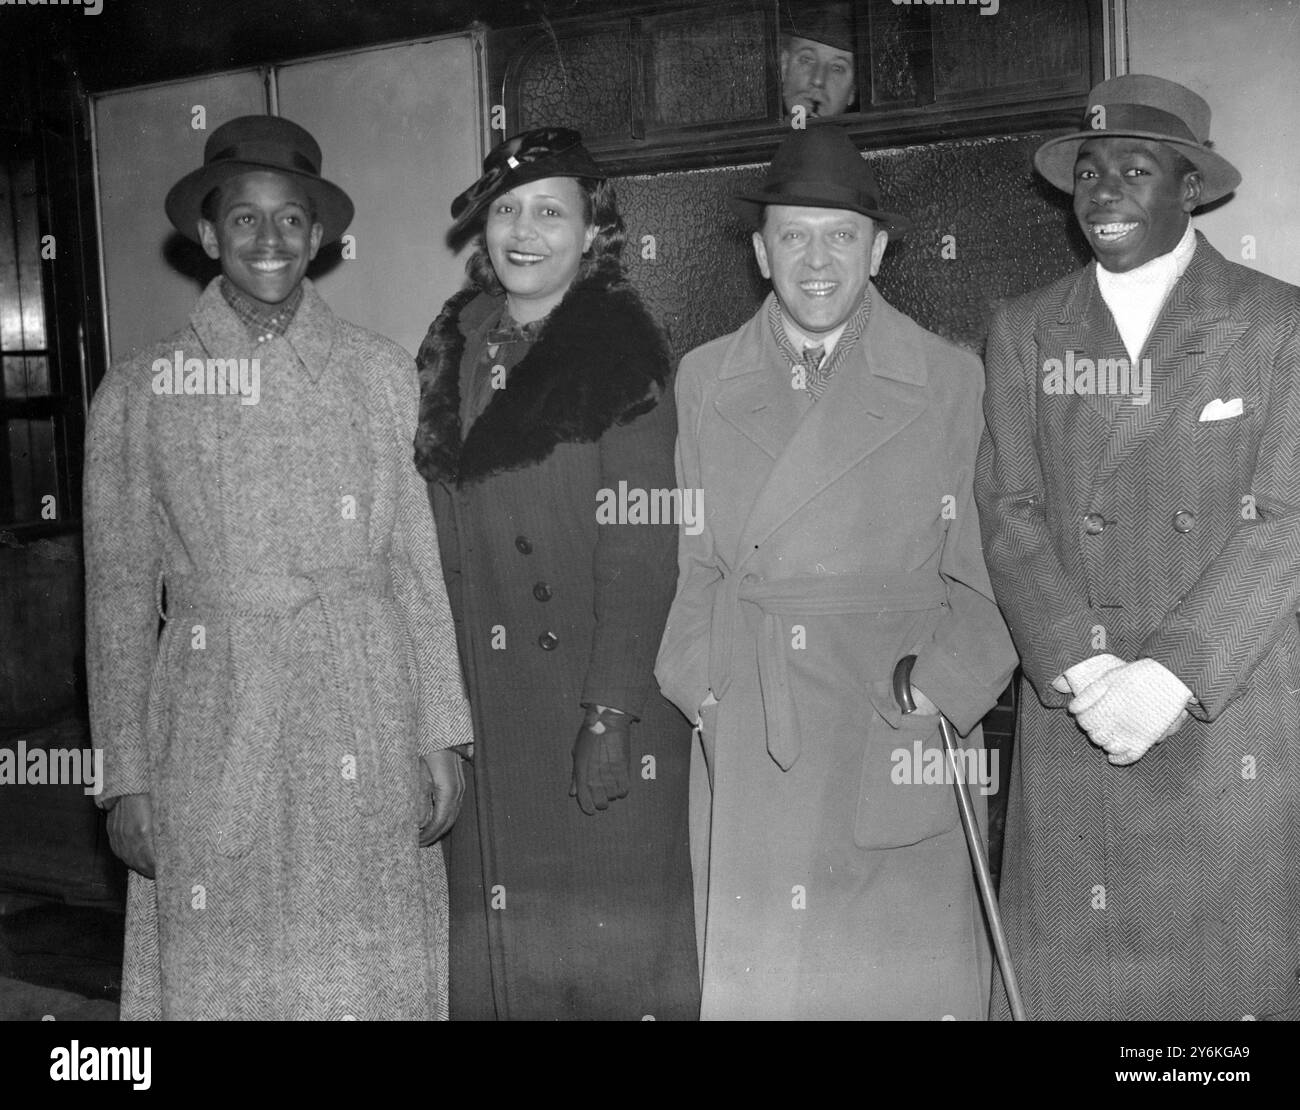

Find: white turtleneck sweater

[1095,219,1197,361]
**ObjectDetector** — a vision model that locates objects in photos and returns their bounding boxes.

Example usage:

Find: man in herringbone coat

[976,75,1300,1020]
[86,117,472,1019]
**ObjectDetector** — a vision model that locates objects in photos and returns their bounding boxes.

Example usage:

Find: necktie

[801,344,828,400]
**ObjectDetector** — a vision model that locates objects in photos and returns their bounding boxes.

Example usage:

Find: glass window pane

[0,161,23,352]
[0,354,48,400]
[4,416,59,525]
[13,156,46,351]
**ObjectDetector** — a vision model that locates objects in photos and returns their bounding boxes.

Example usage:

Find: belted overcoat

[656,285,1016,1019]
[85,278,472,1019]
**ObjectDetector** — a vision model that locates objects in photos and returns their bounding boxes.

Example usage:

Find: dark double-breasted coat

[414,261,699,1020]
[975,235,1300,1020]
[656,286,1017,1019]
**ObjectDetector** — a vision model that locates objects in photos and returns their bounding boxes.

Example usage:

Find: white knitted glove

[1068,658,1194,765]
[1050,653,1126,695]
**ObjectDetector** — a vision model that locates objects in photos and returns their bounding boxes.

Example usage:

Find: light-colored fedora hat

[1034,74,1240,205]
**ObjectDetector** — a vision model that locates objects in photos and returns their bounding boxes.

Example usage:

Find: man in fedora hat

[779,2,857,119]
[84,114,473,1018]
[976,74,1300,1019]
[656,126,1016,1018]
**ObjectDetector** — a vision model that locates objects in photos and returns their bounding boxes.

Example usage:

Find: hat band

[756,177,882,209]
[209,141,319,175]
[1081,102,1201,144]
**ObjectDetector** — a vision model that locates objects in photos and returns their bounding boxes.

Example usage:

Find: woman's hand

[107,792,157,879]
[418,750,466,846]
[569,706,631,815]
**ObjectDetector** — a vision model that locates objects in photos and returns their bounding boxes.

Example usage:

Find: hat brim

[448,161,605,241]
[1034,130,1241,205]
[164,160,355,244]
[730,190,912,237]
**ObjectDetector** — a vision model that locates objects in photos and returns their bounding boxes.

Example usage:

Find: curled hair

[464,177,627,294]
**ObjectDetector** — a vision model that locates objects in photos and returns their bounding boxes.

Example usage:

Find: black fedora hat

[732,126,910,234]
[165,115,354,244]
[1035,74,1240,205]
[450,127,605,239]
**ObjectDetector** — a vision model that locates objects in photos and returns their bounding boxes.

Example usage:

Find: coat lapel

[731,286,929,570]
[1034,268,1123,506]
[283,279,337,384]
[1090,236,1248,492]
[190,276,336,383]
[712,295,805,461]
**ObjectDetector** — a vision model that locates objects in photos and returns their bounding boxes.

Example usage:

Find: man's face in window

[780,36,856,118]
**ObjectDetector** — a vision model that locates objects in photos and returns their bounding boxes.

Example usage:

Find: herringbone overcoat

[656,287,1017,1019]
[85,278,472,1020]
[975,235,1300,1020]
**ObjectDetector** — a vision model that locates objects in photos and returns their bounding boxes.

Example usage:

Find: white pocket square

[1199,397,1243,421]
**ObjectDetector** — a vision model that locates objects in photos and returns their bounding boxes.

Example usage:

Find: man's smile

[799,279,839,296]
[247,257,294,273]
[1088,221,1140,243]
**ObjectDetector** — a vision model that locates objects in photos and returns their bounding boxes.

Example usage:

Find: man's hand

[910,687,940,716]
[1068,658,1194,765]
[570,706,631,815]
[1051,653,1126,695]
[418,750,466,846]
[107,792,157,879]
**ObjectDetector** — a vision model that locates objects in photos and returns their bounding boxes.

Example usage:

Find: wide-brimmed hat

[449,127,605,238]
[1034,74,1240,204]
[165,115,354,243]
[780,1,855,54]
[732,126,911,234]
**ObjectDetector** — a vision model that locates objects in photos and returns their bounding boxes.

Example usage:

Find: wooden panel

[93,72,267,365]
[274,35,483,357]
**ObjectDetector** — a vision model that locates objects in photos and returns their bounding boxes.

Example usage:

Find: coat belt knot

[709,570,950,770]
[163,563,393,857]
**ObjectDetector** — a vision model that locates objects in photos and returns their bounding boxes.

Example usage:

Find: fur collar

[414,260,670,486]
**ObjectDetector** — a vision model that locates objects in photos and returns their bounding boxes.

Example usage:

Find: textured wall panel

[647,9,769,128]
[617,131,1090,361]
[516,26,633,139]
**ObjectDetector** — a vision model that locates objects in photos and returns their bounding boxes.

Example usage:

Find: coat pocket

[853,708,959,850]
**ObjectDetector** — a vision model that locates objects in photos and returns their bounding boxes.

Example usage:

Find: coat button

[1083,512,1106,535]
[537,631,558,651]
[1172,510,1196,533]
[515,535,533,554]
[533,582,552,602]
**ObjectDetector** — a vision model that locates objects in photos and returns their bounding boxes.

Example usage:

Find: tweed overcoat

[975,235,1300,1020]
[84,277,472,1020]
[655,286,1017,1019]
[414,263,699,1021]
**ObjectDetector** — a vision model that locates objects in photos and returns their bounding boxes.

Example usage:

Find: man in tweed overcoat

[84,117,473,1019]
[976,75,1300,1020]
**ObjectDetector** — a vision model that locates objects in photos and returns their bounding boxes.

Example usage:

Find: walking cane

[892,654,1028,1021]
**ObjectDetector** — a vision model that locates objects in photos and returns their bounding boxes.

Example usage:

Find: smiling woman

[414,126,699,1021]
[484,178,597,323]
